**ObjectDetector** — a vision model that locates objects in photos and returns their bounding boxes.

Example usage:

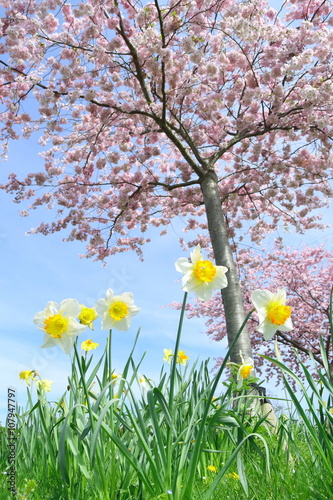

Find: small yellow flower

[237,357,254,389]
[177,350,189,365]
[163,349,173,364]
[81,339,99,351]
[78,306,98,329]
[207,465,217,473]
[329,408,333,414]
[19,370,38,386]
[226,472,240,480]
[36,379,53,392]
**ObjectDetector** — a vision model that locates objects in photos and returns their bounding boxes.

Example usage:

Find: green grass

[1,292,333,500]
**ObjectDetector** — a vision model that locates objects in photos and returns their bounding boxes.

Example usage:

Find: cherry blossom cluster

[0,0,332,261]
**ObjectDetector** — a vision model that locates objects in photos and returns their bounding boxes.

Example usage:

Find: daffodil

[110,372,122,383]
[81,339,99,351]
[251,289,293,340]
[36,379,53,392]
[78,305,98,329]
[177,350,189,365]
[175,244,228,301]
[19,370,38,386]
[34,299,87,354]
[163,348,173,364]
[95,289,140,331]
[237,357,254,389]
[139,375,152,390]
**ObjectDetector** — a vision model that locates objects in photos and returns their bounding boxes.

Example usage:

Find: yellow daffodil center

[194,260,216,282]
[266,302,292,326]
[78,307,98,326]
[240,364,253,379]
[44,314,69,338]
[109,301,128,321]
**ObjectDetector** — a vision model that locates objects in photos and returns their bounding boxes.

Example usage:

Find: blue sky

[1,138,332,425]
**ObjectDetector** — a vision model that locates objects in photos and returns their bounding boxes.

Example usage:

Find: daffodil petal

[251,289,274,308]
[40,334,58,349]
[175,258,192,274]
[190,245,203,264]
[59,298,81,317]
[59,335,76,354]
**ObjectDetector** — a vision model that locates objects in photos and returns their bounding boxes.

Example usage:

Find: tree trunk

[200,170,253,364]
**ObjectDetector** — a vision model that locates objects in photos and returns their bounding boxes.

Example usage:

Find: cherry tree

[1,0,333,365]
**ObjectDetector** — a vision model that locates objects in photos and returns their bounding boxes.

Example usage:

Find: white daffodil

[34,299,87,354]
[110,372,122,383]
[251,288,293,340]
[139,375,152,391]
[237,357,254,389]
[175,245,228,301]
[95,289,140,331]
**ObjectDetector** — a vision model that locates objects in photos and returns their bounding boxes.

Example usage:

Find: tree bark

[200,169,253,364]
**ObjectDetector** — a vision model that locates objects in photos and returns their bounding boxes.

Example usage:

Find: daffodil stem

[73,342,108,496]
[107,329,113,400]
[328,285,333,381]
[165,291,187,494]
[73,343,94,421]
[183,307,255,498]
[106,330,116,500]
[169,291,188,411]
